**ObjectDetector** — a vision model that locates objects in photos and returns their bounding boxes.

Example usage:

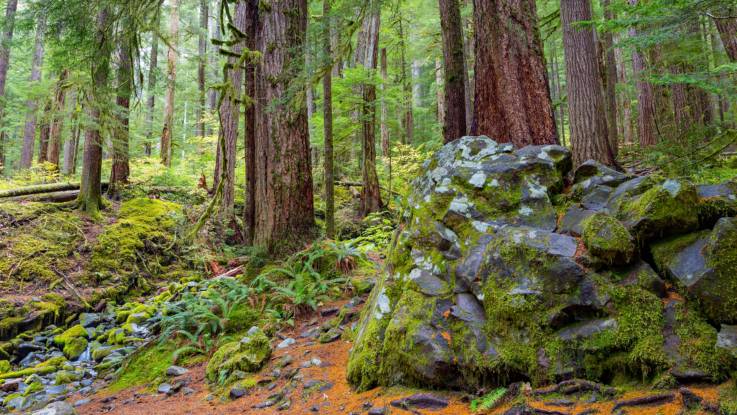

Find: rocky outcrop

[347,136,737,392]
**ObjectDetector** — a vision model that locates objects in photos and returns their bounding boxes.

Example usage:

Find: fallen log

[0,182,80,198]
[6,190,80,203]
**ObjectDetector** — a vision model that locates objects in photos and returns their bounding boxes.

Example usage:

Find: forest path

[71,297,472,415]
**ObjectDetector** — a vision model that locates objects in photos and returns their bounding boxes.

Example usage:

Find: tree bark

[208,0,222,136]
[254,0,315,251]
[355,5,383,216]
[380,47,389,157]
[551,42,567,146]
[472,0,558,147]
[37,100,51,164]
[628,0,656,147]
[712,7,737,62]
[47,69,69,168]
[614,33,634,145]
[396,8,413,145]
[20,13,47,169]
[601,0,619,158]
[436,58,445,127]
[197,0,208,139]
[462,16,473,133]
[144,13,160,157]
[62,92,80,175]
[0,0,18,173]
[160,0,179,167]
[109,41,133,196]
[217,1,246,221]
[78,6,112,216]
[243,0,258,245]
[324,0,335,239]
[438,0,466,143]
[561,0,616,166]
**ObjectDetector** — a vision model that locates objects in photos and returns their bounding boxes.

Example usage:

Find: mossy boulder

[696,180,737,226]
[652,217,737,324]
[581,213,635,266]
[206,326,271,384]
[53,324,88,346]
[62,337,88,360]
[348,137,736,393]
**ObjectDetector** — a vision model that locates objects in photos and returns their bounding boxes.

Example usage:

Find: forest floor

[69,296,722,415]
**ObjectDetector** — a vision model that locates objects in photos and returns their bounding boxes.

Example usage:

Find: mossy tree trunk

[323,0,335,239]
[243,0,258,245]
[438,0,467,143]
[109,40,133,196]
[78,6,112,216]
[47,69,69,169]
[20,13,46,169]
[253,0,315,251]
[160,0,178,167]
[144,12,160,157]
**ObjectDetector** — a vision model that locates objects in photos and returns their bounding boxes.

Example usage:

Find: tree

[600,0,619,158]
[144,12,160,156]
[62,92,80,175]
[629,0,656,147]
[20,13,47,169]
[47,69,69,168]
[253,0,315,250]
[355,4,383,216]
[243,0,258,245]
[109,41,133,196]
[380,47,389,156]
[197,0,208,139]
[472,0,558,147]
[78,6,112,215]
[323,0,335,239]
[395,4,413,144]
[438,0,467,143]
[216,0,246,222]
[561,0,616,167]
[37,100,51,163]
[160,0,179,167]
[0,0,18,173]
[712,7,737,61]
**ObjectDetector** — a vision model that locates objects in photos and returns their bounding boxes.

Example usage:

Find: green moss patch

[106,341,176,393]
[581,213,635,266]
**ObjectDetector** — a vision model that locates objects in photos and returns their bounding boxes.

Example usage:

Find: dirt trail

[71,299,721,415]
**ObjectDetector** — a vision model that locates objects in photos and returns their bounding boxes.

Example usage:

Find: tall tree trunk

[20,14,47,169]
[208,0,222,136]
[396,8,413,145]
[62,92,79,175]
[462,16,473,133]
[601,0,619,158]
[197,0,208,139]
[47,69,69,168]
[160,0,179,167]
[438,0,467,142]
[217,1,247,221]
[614,33,634,145]
[472,0,558,146]
[109,42,133,196]
[355,6,383,216]
[243,0,258,245]
[551,42,567,146]
[254,0,315,250]
[561,0,616,166]
[712,7,737,62]
[435,58,445,130]
[144,13,160,157]
[37,100,51,164]
[324,0,335,239]
[0,0,18,174]
[629,0,656,146]
[78,7,112,216]
[380,48,389,157]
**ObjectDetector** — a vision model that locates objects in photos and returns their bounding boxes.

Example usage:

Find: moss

[90,197,182,281]
[581,213,635,265]
[55,370,82,385]
[53,324,88,346]
[0,360,8,374]
[346,288,392,391]
[224,304,259,334]
[0,316,23,339]
[206,327,271,384]
[63,337,88,360]
[673,303,732,380]
[650,231,707,273]
[0,357,66,380]
[24,380,44,395]
[107,341,175,393]
[616,180,699,240]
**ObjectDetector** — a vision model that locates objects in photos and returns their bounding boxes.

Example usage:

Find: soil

[70,296,723,415]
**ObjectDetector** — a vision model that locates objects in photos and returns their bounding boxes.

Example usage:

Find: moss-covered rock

[53,324,88,346]
[206,327,271,384]
[63,337,88,360]
[581,213,635,266]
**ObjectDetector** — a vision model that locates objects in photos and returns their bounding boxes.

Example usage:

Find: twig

[51,266,92,309]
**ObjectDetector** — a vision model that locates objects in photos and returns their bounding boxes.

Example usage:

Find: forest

[0,0,736,413]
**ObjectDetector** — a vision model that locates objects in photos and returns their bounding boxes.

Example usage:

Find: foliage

[470,387,507,412]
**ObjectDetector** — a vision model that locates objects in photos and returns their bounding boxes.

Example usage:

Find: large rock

[651,217,737,323]
[206,326,271,384]
[347,137,733,392]
[581,212,635,266]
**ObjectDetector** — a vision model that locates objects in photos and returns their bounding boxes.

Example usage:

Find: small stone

[1,379,21,392]
[229,387,248,399]
[318,328,342,344]
[320,307,339,317]
[73,399,90,407]
[390,393,449,410]
[157,383,172,394]
[277,338,296,349]
[182,387,195,396]
[165,365,189,377]
[31,401,76,415]
[367,406,389,415]
[277,399,291,410]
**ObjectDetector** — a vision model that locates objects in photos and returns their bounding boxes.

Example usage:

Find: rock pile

[347,136,737,392]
